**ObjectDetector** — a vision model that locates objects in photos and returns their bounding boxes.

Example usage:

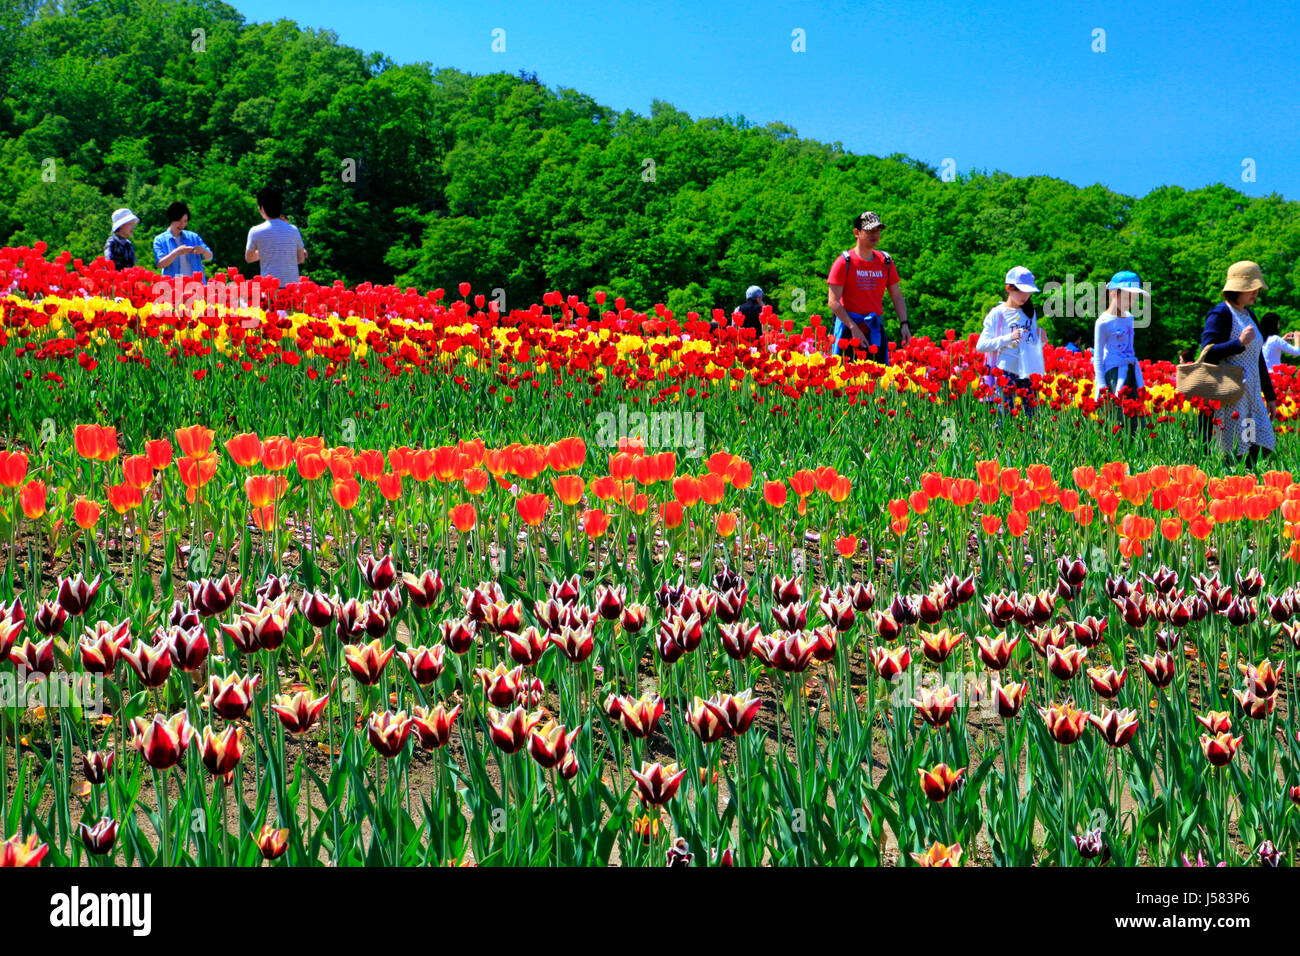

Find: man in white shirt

[245,187,307,284]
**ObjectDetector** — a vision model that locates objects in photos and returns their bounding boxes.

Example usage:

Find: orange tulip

[789,469,816,499]
[261,436,294,471]
[122,454,153,490]
[981,514,1002,535]
[408,448,435,482]
[331,476,361,510]
[583,508,610,539]
[1075,504,1095,527]
[296,450,327,481]
[551,475,585,507]
[376,472,402,501]
[715,511,737,537]
[730,459,754,490]
[463,467,488,495]
[105,482,141,515]
[145,439,173,470]
[887,498,908,521]
[1006,510,1028,537]
[835,534,857,557]
[251,505,277,531]
[177,453,218,490]
[355,449,385,482]
[517,493,549,526]
[74,497,101,529]
[659,501,684,529]
[609,452,635,480]
[0,450,27,488]
[762,481,787,509]
[73,424,108,461]
[827,475,852,502]
[975,459,999,485]
[672,475,702,507]
[19,479,46,519]
[1187,515,1214,540]
[245,475,288,509]
[1160,517,1182,542]
[449,503,476,532]
[909,490,929,515]
[174,424,215,460]
[698,472,726,505]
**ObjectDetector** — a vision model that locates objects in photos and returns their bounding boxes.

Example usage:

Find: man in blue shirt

[153,201,213,278]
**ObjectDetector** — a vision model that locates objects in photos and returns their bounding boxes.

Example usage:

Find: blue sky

[237,0,1300,200]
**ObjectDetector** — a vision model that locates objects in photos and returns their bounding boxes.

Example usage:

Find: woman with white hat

[104,208,139,271]
[976,266,1044,417]
[1197,261,1276,468]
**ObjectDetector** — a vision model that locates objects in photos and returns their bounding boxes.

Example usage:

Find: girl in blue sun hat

[1092,271,1150,432]
[976,266,1045,417]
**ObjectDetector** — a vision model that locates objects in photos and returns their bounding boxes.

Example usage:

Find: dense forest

[2,0,1298,356]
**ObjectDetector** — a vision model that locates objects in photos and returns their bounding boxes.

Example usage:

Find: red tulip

[910,685,959,727]
[992,680,1028,718]
[918,763,965,802]
[487,706,541,754]
[368,710,413,758]
[199,726,246,776]
[82,750,114,785]
[632,761,687,806]
[1089,707,1139,747]
[1038,701,1089,745]
[529,720,579,768]
[79,818,118,856]
[410,703,460,749]
[910,841,963,867]
[870,644,912,681]
[256,824,289,860]
[0,833,49,867]
[207,672,262,720]
[613,693,665,738]
[1200,732,1243,767]
[128,712,196,770]
[121,640,173,687]
[343,639,395,686]
[702,689,763,736]
[271,690,330,735]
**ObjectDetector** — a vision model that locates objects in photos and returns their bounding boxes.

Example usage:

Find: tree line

[2,0,1297,358]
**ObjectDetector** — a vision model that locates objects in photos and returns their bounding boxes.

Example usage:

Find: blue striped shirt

[246,219,306,284]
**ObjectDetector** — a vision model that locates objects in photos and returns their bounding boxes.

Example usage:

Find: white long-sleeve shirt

[1263,334,1300,370]
[976,304,1044,380]
[1092,311,1144,398]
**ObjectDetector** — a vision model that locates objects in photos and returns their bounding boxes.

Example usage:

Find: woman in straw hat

[1197,261,1276,468]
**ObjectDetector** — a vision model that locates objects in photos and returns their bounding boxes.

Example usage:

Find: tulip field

[4,246,1300,868]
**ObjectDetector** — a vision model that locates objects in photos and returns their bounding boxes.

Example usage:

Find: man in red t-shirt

[826,211,910,362]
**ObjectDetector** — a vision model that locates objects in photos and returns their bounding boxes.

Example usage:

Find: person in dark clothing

[733,285,766,340]
[104,208,139,271]
[1197,261,1276,469]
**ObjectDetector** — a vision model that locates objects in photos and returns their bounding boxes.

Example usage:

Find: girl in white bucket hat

[976,266,1045,418]
[104,208,139,271]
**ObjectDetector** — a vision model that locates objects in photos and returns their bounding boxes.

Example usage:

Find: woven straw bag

[1176,346,1245,408]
